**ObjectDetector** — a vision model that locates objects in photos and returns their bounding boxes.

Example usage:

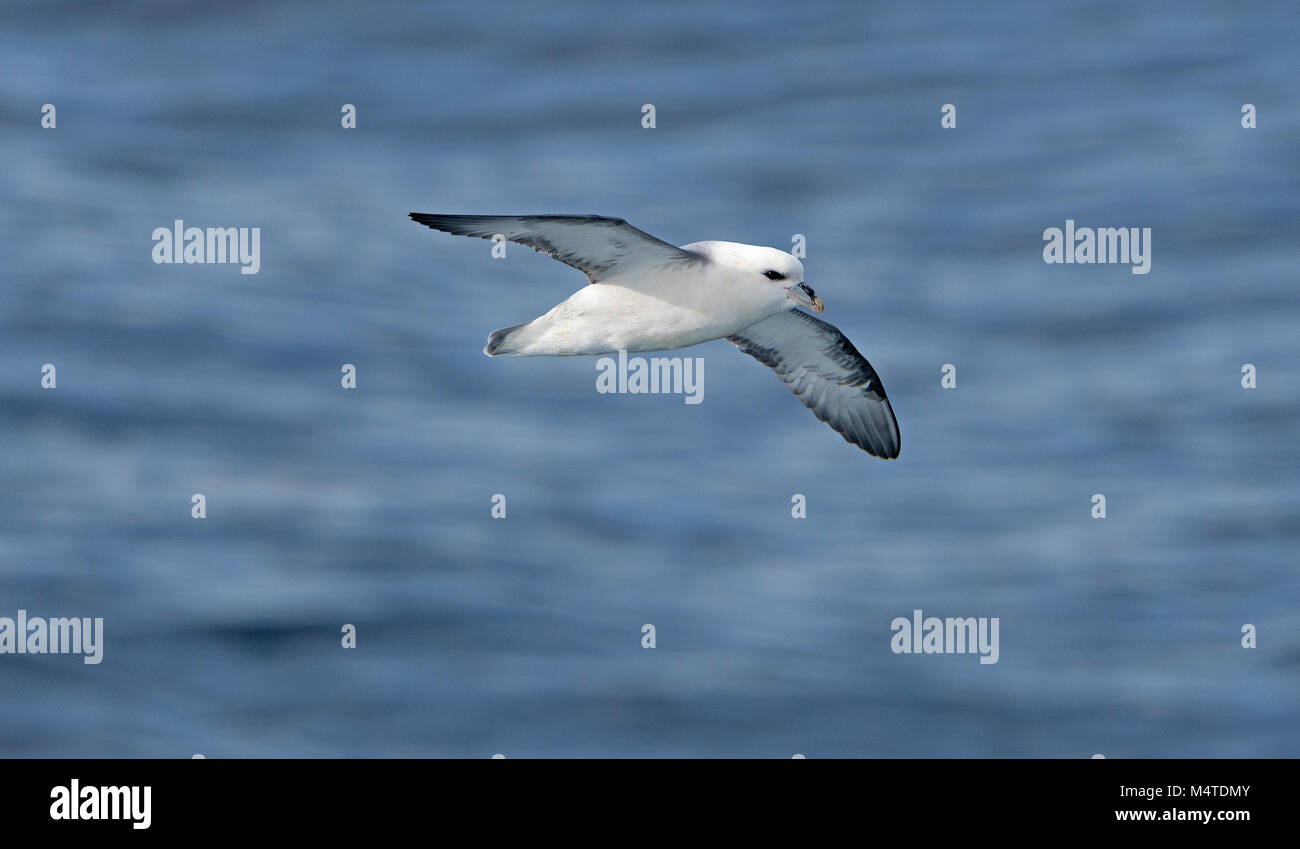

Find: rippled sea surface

[1,0,1297,755]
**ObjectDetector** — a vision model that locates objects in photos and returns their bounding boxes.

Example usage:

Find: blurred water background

[0,0,1296,756]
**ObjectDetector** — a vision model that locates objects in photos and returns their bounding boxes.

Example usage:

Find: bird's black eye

[763,270,786,281]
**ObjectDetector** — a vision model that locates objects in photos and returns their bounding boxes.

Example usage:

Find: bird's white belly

[509,279,779,356]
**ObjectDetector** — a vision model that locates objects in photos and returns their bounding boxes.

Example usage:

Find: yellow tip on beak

[812,296,825,313]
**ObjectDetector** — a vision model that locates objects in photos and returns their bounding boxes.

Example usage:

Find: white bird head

[681,241,823,312]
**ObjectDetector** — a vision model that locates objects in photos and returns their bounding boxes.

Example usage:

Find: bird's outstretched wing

[727,309,900,459]
[408,213,701,283]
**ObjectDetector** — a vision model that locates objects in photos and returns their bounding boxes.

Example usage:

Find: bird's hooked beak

[787,282,825,313]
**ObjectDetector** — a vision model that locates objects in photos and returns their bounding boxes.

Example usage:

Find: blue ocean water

[0,0,1296,756]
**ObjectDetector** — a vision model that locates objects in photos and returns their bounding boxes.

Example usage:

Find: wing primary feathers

[727,309,900,459]
[408,213,700,283]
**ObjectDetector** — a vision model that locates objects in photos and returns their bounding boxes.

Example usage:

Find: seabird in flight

[409,213,900,458]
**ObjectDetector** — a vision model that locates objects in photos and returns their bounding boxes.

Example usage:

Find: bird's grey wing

[726,309,900,459]
[408,213,701,283]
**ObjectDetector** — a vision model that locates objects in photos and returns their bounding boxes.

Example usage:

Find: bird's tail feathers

[484,323,528,357]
